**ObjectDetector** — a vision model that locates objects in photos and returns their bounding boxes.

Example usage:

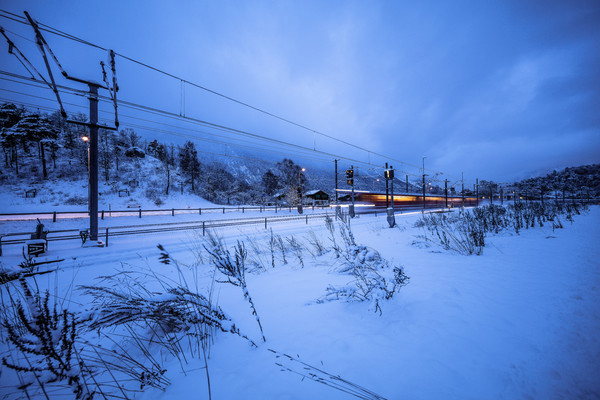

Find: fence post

[265,217,267,229]
[306,215,308,224]
[242,207,245,213]
[53,211,57,223]
[202,221,205,236]
[223,207,225,214]
[199,208,202,215]
[101,210,104,220]
[105,228,109,247]
[139,208,142,218]
[172,208,175,216]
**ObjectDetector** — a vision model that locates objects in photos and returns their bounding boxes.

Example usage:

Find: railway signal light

[385,169,394,180]
[347,178,353,186]
[297,187,302,198]
[346,169,354,179]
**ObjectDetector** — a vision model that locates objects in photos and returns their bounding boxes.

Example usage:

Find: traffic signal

[346,169,354,179]
[297,187,302,197]
[347,178,353,186]
[385,169,394,180]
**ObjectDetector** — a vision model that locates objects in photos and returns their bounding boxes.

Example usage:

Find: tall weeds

[203,231,266,342]
[417,202,589,255]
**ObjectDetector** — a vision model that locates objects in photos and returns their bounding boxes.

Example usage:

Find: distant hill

[512,163,600,198]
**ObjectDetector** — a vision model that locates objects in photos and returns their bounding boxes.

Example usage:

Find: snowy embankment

[0,181,219,214]
[0,206,598,400]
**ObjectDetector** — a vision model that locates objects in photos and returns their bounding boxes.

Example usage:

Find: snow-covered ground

[0,180,220,214]
[1,206,599,400]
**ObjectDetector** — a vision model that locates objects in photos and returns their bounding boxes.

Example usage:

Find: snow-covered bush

[318,220,409,315]
[145,185,164,206]
[417,211,486,255]
[1,279,92,400]
[0,261,171,400]
[63,194,87,205]
[418,202,589,254]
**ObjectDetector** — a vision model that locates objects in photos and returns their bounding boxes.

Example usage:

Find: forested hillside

[0,102,321,208]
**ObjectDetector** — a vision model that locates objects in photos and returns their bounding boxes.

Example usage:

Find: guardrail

[0,204,331,221]
[0,204,456,256]
[0,209,344,255]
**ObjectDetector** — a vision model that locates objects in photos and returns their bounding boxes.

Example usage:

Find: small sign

[27,239,46,256]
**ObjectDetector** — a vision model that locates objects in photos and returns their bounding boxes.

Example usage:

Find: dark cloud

[2,0,599,182]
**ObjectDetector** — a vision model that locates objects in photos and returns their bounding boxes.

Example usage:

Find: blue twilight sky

[0,0,598,183]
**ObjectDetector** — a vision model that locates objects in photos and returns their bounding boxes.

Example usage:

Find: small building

[304,190,330,205]
[272,192,287,205]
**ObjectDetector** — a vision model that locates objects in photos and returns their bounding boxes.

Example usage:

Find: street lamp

[81,135,90,213]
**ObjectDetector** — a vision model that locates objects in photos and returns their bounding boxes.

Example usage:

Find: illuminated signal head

[385,169,394,180]
[347,178,354,186]
[346,169,354,179]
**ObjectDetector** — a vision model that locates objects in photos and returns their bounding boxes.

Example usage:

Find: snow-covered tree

[0,103,25,175]
[178,140,200,192]
[261,169,279,196]
[156,143,175,195]
[275,158,307,191]
[7,114,58,179]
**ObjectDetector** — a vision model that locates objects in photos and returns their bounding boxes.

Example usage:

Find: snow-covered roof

[304,189,329,198]
[304,189,328,196]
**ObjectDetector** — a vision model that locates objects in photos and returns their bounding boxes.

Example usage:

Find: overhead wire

[0,83,394,172]
[0,97,354,174]
[1,71,422,174]
[0,9,451,178]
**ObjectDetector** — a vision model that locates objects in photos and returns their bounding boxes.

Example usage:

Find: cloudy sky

[1,0,598,183]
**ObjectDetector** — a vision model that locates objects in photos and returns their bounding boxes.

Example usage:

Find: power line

[1,70,419,173]
[0,9,440,175]
[1,83,414,174]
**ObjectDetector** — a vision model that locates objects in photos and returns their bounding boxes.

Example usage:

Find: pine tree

[7,114,58,179]
[0,103,25,175]
[178,140,200,192]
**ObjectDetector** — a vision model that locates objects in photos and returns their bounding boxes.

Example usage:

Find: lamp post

[81,134,90,213]
[373,178,380,191]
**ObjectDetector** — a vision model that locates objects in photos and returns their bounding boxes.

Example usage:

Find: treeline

[0,102,309,205]
[473,164,600,200]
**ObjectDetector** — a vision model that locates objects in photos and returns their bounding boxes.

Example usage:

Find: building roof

[304,189,329,196]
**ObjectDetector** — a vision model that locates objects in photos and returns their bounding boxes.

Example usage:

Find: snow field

[0,207,599,399]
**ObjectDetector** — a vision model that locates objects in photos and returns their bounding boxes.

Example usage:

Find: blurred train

[337,191,478,209]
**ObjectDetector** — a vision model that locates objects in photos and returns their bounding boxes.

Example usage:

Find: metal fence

[0,204,332,222]
[0,203,470,256]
